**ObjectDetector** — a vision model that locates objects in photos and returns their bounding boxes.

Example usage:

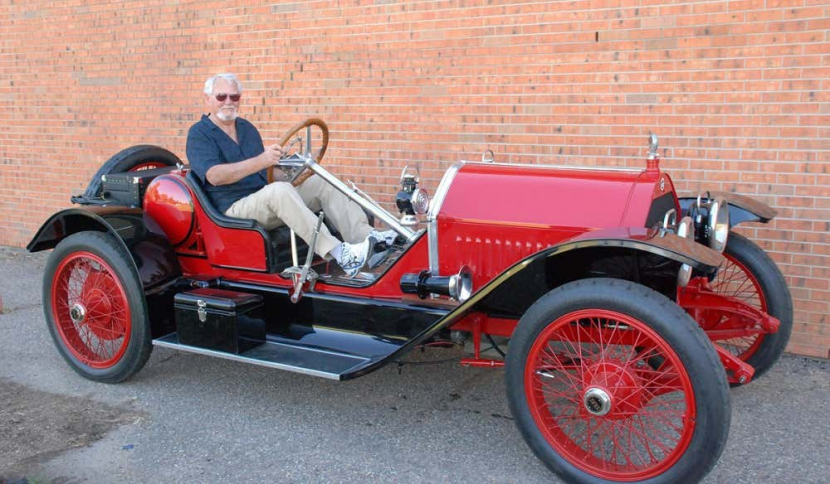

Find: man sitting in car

[186,73,395,277]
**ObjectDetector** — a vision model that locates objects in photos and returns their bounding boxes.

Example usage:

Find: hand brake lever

[288,212,324,303]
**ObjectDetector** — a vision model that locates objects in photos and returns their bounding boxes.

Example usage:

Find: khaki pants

[225,175,373,257]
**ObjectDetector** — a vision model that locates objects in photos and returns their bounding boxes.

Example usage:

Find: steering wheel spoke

[268,118,329,186]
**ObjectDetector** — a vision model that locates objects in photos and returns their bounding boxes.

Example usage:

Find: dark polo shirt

[186,114,267,213]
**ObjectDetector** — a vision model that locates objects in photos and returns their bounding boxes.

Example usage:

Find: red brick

[0,0,827,358]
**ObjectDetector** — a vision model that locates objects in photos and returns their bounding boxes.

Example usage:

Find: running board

[153,330,404,381]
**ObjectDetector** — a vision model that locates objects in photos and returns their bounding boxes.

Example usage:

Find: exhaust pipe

[400,266,472,302]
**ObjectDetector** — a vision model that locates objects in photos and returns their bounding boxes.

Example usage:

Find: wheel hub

[69,304,86,324]
[583,387,611,416]
[583,363,645,419]
[79,271,123,340]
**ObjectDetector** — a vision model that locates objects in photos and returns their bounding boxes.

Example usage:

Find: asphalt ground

[0,246,828,483]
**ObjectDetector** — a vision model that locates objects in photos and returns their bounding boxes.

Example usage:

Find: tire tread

[723,232,793,382]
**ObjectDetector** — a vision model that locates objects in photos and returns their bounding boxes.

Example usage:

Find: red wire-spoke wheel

[705,251,767,360]
[128,161,169,171]
[506,279,730,484]
[694,232,793,384]
[525,309,694,481]
[44,231,152,383]
[51,251,131,368]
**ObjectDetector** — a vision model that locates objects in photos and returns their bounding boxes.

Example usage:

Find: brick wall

[0,1,827,357]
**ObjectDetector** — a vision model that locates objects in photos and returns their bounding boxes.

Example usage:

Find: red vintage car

[28,120,791,484]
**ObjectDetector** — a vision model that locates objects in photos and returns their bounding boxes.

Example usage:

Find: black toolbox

[101,167,174,207]
[174,288,266,354]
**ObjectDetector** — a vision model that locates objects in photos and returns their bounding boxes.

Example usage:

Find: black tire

[711,232,793,384]
[82,145,181,200]
[43,231,152,383]
[506,278,730,484]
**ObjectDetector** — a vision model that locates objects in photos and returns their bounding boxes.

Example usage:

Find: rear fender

[679,192,777,227]
[27,206,181,292]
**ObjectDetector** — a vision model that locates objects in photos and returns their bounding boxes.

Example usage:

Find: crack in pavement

[0,303,43,315]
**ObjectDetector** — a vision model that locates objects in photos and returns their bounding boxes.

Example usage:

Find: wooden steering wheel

[267,118,329,186]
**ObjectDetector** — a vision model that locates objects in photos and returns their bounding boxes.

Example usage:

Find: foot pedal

[367,246,391,269]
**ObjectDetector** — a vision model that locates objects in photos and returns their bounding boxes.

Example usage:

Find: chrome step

[154,332,380,380]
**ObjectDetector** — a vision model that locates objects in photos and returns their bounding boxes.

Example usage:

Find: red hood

[438,162,669,230]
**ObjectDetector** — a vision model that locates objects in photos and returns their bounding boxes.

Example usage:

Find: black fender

[471,226,724,318]
[679,191,777,227]
[344,227,723,379]
[465,227,724,320]
[27,206,181,292]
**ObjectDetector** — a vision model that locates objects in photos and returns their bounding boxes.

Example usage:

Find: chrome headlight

[411,188,430,215]
[707,197,729,252]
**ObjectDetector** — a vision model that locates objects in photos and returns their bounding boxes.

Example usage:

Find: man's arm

[186,126,284,186]
[205,143,283,186]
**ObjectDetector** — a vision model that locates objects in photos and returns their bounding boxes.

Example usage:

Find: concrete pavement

[1,246,828,483]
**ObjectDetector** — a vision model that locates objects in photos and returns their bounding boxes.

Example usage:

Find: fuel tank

[143,174,197,248]
[431,162,679,281]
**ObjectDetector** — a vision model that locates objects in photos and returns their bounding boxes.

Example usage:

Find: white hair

[204,73,243,95]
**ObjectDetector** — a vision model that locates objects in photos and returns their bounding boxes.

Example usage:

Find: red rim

[524,309,696,481]
[50,251,131,369]
[707,254,768,360]
[129,161,167,171]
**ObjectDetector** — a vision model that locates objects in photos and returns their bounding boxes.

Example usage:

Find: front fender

[470,227,724,317]
[552,226,725,271]
[344,228,723,379]
[27,206,181,291]
[679,192,777,227]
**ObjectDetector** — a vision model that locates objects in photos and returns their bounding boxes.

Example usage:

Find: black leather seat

[185,171,257,228]
[184,170,377,273]
[185,171,309,272]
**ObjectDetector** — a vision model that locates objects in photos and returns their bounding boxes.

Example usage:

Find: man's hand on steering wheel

[260,143,285,166]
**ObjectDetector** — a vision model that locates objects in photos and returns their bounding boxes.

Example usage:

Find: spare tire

[82,145,182,200]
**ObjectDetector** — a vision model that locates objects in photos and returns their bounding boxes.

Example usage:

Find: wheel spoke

[554,324,589,384]
[632,415,662,464]
[540,387,583,406]
[539,350,583,394]
[621,417,649,468]
[639,411,685,437]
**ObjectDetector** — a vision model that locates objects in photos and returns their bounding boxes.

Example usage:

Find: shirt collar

[201,114,250,146]
[202,113,223,131]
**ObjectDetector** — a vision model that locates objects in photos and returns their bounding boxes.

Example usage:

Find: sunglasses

[214,93,241,102]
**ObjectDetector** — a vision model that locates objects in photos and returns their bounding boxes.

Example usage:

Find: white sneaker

[335,238,372,278]
[370,229,398,246]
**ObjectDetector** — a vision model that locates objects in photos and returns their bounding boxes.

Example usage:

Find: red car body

[28,126,791,484]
